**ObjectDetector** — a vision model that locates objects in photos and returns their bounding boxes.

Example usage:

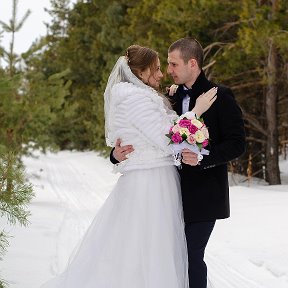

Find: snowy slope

[0,151,288,288]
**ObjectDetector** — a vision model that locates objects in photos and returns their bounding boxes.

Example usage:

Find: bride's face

[140,58,163,89]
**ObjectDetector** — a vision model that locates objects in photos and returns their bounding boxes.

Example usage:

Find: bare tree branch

[243,111,267,136]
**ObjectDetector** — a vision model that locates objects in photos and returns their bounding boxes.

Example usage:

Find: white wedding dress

[41,61,189,288]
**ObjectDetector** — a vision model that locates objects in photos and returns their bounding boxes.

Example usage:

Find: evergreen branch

[0,231,10,287]
[0,153,34,226]
[9,19,15,32]
[15,10,31,32]
[0,22,12,33]
[12,0,18,25]
[21,37,48,59]
[48,68,71,80]
[0,231,9,259]
[0,278,9,288]
[0,203,31,226]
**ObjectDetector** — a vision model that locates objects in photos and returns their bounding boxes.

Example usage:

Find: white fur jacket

[108,82,177,173]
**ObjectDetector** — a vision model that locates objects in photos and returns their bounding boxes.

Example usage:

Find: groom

[110,37,246,288]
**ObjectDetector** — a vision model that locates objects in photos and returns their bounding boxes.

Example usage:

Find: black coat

[172,71,246,223]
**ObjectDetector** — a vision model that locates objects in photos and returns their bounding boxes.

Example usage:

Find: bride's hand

[192,87,217,117]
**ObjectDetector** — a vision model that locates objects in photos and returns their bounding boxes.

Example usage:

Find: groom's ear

[188,59,198,68]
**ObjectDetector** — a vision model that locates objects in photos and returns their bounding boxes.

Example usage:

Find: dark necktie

[178,85,193,100]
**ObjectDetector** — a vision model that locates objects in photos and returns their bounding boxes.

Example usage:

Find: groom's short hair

[169,37,204,68]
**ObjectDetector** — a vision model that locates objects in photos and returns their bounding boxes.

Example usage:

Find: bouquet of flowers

[166,111,210,166]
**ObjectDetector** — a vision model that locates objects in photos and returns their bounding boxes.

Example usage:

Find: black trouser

[185,221,216,288]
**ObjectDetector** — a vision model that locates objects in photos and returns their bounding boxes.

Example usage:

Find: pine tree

[0,75,34,287]
[0,2,33,285]
[16,0,286,184]
[0,0,31,76]
[0,151,34,288]
[215,0,288,184]
[0,228,9,288]
[0,152,34,226]
[0,74,32,288]
[40,0,133,150]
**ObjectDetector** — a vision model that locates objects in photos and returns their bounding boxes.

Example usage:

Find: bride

[41,45,216,288]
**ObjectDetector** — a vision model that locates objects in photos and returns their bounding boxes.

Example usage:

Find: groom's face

[167,49,195,87]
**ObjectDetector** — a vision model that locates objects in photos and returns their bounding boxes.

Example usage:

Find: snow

[1,151,288,288]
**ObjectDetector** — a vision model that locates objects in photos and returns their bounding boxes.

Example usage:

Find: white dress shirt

[182,86,190,113]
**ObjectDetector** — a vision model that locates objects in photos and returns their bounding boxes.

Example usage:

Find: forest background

[0,0,287,287]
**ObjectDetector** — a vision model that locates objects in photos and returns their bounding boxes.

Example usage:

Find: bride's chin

[152,83,160,89]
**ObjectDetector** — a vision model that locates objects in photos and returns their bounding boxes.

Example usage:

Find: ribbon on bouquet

[171,142,209,168]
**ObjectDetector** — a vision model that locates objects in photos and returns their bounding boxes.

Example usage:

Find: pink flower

[202,139,209,147]
[171,132,183,143]
[172,124,181,133]
[189,124,198,134]
[187,134,196,144]
[178,119,191,128]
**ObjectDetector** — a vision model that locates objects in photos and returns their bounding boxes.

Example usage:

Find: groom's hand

[113,138,134,162]
[182,149,199,166]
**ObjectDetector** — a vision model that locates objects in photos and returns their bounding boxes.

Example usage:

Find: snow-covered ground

[1,151,288,288]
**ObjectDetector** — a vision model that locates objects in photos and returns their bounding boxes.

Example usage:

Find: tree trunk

[265,40,281,184]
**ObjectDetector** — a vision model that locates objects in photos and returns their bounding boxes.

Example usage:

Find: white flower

[183,111,196,119]
[194,130,206,143]
[201,127,209,138]
[179,128,190,136]
[179,112,194,121]
[191,118,203,129]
